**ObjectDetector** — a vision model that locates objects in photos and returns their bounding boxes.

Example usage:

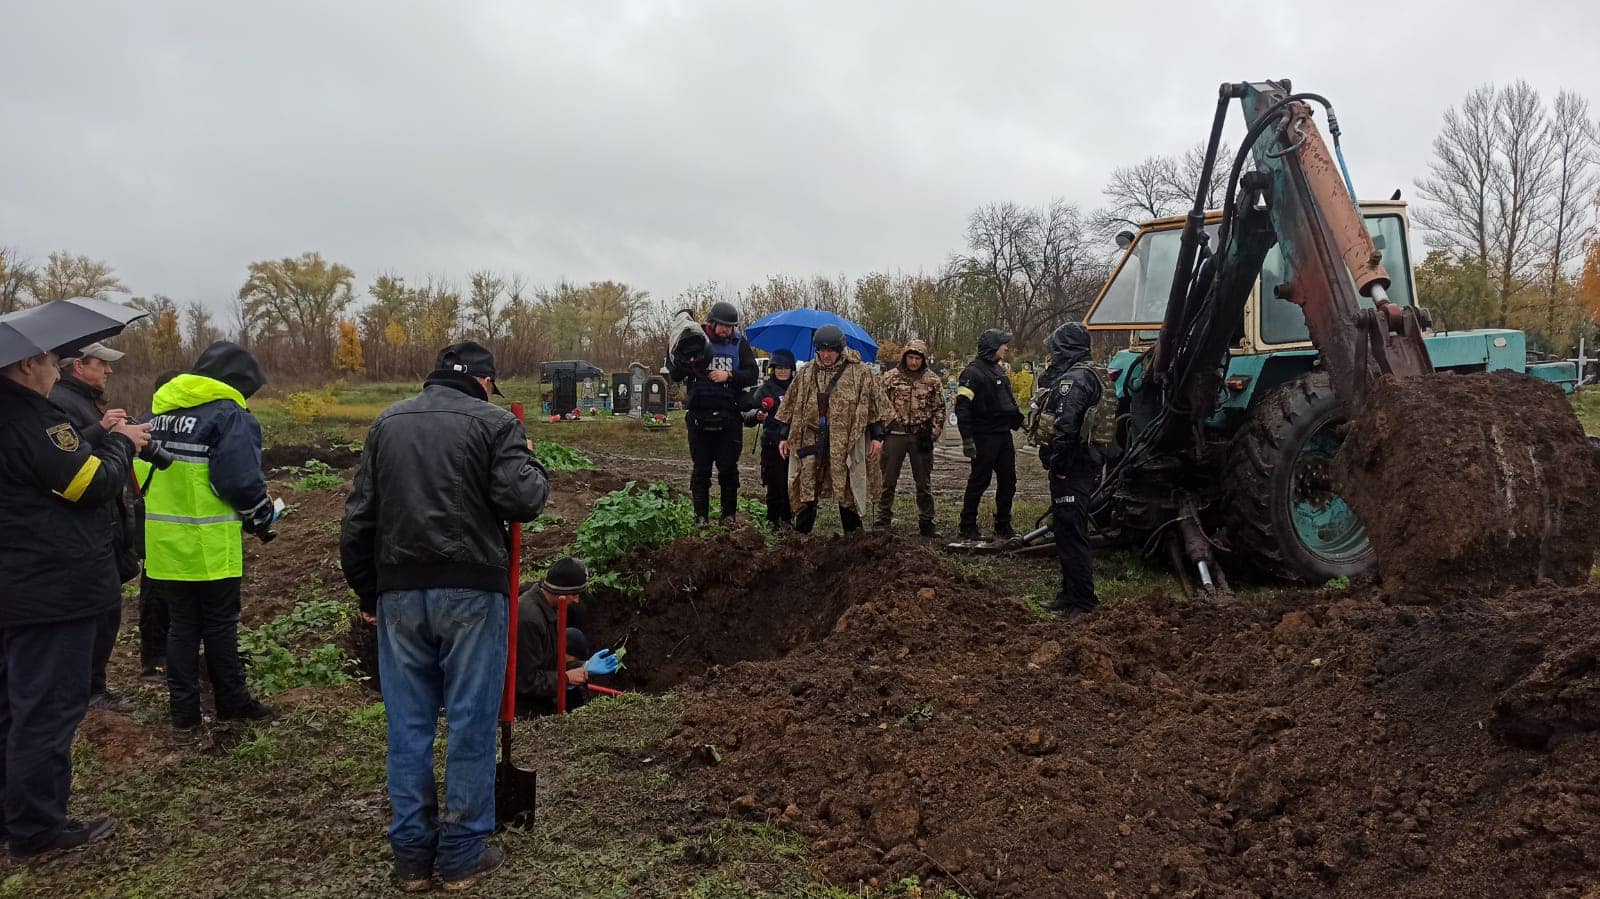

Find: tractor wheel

[1222,372,1375,583]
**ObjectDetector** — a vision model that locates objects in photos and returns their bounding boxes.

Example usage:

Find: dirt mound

[660,541,1600,897]
[586,530,970,692]
[261,443,362,472]
[1336,371,1600,600]
[76,710,174,774]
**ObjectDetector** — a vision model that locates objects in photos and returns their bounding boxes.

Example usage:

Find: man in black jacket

[0,349,151,859]
[955,329,1024,540]
[667,301,758,525]
[513,558,618,717]
[49,343,135,713]
[1036,322,1102,619]
[340,341,548,893]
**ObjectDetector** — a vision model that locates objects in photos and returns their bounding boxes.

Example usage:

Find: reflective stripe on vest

[143,457,243,581]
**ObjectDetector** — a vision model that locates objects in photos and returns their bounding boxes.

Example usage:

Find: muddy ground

[33,419,1600,898]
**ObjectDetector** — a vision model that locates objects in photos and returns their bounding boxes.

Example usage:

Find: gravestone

[611,373,632,416]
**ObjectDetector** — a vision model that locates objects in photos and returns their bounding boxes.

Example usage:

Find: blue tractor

[1079,80,1577,590]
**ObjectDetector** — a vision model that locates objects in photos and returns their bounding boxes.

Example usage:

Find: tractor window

[1259,214,1415,345]
[1087,224,1219,327]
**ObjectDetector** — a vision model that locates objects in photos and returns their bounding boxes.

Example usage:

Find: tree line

[4,78,1597,386]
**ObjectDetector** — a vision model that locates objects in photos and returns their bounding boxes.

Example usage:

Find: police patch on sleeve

[46,422,81,452]
[1057,381,1073,396]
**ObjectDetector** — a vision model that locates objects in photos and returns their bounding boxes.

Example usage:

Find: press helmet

[708,301,740,327]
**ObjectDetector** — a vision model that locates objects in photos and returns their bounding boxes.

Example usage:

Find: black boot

[958,522,985,541]
[919,521,941,539]
[993,521,1016,540]
[720,486,740,524]
[840,506,863,534]
[794,504,818,534]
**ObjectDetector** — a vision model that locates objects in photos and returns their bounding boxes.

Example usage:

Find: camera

[140,443,176,470]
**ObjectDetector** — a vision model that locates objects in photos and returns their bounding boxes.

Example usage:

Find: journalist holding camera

[140,341,280,730]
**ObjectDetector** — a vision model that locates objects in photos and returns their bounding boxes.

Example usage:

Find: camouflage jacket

[879,339,946,439]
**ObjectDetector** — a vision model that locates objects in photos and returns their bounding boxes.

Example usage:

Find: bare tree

[1541,91,1599,336]
[1098,157,1182,228]
[947,199,1103,350]
[1416,82,1562,328]
[1172,141,1234,211]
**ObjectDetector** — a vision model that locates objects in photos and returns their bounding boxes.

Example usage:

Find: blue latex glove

[584,649,619,676]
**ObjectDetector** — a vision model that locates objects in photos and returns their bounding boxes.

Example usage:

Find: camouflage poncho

[776,350,889,509]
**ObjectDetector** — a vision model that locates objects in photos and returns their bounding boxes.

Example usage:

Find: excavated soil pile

[664,544,1600,897]
[1336,371,1600,601]
[586,530,980,692]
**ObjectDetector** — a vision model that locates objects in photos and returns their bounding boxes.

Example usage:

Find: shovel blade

[495,761,537,828]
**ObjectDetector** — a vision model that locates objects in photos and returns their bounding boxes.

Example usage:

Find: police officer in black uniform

[667,301,758,525]
[0,348,151,858]
[1037,322,1102,619]
[955,329,1024,540]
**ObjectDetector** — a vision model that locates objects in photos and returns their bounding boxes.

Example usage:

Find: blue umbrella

[745,309,878,363]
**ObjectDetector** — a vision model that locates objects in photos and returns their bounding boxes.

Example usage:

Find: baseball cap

[436,340,503,396]
[62,342,125,364]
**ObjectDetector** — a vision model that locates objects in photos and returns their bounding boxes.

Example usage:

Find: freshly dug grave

[1336,371,1600,600]
[584,529,976,692]
[662,538,1600,897]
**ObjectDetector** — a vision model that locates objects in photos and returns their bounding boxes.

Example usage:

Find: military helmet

[812,324,846,351]
[708,301,740,327]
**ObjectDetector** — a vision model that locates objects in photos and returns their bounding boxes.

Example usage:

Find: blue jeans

[377,588,508,878]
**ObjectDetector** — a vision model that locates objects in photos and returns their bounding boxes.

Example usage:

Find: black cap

[436,341,503,396]
[542,557,589,594]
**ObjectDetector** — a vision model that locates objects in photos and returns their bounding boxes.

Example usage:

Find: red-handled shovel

[495,402,538,828]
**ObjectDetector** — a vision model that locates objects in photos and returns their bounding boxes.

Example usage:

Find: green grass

[1572,388,1600,434]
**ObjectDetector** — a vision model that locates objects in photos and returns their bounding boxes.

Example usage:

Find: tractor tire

[1222,373,1375,583]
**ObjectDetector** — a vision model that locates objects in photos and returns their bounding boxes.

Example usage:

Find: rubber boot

[840,506,863,534]
[794,503,818,534]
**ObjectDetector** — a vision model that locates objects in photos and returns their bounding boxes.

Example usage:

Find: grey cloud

[3,0,1598,309]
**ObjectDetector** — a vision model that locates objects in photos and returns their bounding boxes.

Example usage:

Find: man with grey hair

[49,343,136,712]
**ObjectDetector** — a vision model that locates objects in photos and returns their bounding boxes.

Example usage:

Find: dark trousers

[877,433,935,526]
[794,502,862,535]
[1,616,96,853]
[152,577,254,722]
[687,416,743,520]
[759,442,792,524]
[1050,472,1098,612]
[515,628,591,718]
[89,603,121,695]
[960,431,1017,531]
[138,574,167,669]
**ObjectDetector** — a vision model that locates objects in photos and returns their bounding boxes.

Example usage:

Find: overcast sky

[4,0,1599,313]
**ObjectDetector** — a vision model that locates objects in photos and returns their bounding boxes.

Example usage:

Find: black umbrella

[0,297,147,369]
